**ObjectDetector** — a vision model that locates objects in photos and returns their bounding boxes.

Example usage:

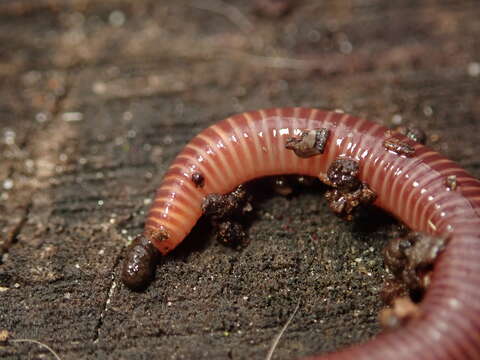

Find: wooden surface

[1,1,480,359]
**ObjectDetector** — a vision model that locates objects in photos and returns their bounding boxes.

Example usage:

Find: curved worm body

[140,108,480,359]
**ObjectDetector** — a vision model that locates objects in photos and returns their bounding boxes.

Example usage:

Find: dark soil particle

[392,125,427,145]
[191,172,205,188]
[285,128,330,158]
[383,138,415,157]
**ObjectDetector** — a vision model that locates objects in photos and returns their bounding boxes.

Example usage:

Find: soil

[1,1,480,359]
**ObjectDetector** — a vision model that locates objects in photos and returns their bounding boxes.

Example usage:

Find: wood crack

[0,202,32,263]
[92,250,122,344]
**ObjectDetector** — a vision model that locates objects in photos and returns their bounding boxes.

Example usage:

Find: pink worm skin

[145,107,480,360]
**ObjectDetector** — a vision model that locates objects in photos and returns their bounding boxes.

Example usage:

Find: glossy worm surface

[144,108,480,359]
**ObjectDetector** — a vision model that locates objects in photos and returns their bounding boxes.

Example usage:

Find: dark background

[1,0,479,359]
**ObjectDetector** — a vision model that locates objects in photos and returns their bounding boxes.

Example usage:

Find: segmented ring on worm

[132,108,480,360]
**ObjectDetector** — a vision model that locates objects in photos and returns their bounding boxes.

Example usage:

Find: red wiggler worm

[122,107,480,360]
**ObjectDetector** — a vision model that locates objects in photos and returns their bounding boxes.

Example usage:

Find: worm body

[137,108,480,359]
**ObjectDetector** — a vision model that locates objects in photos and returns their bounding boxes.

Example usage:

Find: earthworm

[123,107,480,359]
